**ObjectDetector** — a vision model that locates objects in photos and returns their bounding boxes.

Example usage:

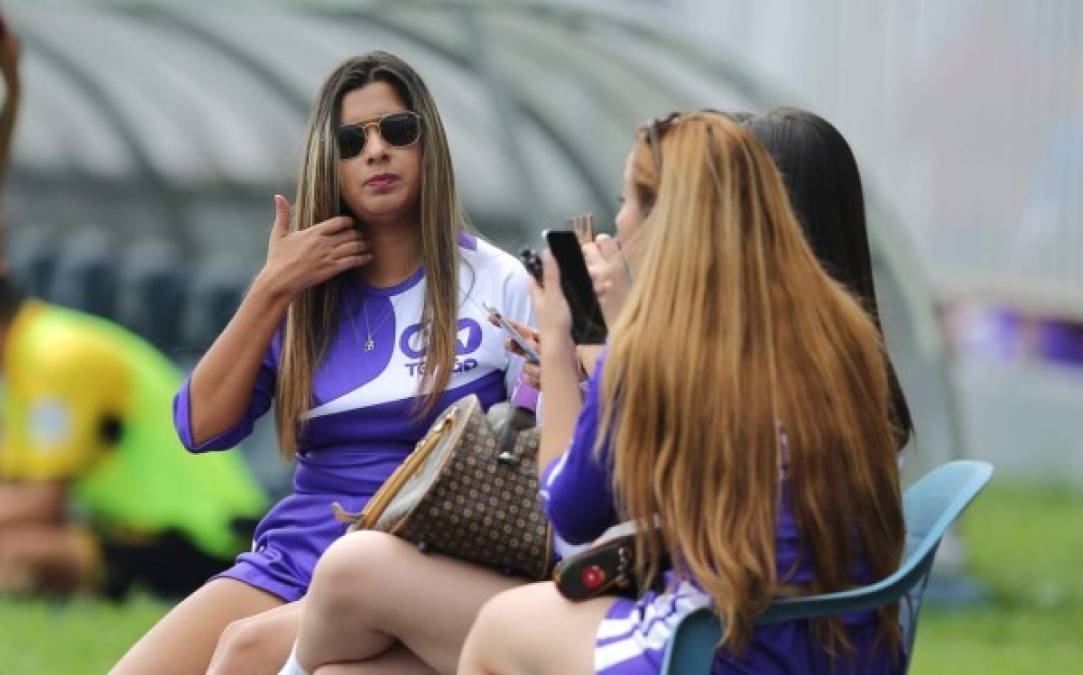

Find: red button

[582,564,606,590]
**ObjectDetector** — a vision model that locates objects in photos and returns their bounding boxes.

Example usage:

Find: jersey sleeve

[539,358,619,544]
[173,328,280,453]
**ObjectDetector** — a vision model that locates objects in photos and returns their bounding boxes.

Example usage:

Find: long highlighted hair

[275,52,467,456]
[601,113,904,655]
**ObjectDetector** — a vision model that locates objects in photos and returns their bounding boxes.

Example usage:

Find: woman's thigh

[299,531,525,674]
[459,582,616,675]
[109,577,284,675]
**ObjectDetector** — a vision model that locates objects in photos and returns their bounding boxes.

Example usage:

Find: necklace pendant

[364,337,375,352]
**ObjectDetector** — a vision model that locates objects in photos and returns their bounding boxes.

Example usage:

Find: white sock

[278,643,310,675]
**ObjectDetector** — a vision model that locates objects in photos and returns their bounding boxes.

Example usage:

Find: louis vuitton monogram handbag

[333,395,555,581]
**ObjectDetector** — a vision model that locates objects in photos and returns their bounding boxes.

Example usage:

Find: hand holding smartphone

[484,302,541,365]
[544,229,608,345]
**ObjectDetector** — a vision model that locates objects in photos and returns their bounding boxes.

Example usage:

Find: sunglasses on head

[337,111,422,159]
[642,109,740,173]
[644,112,681,175]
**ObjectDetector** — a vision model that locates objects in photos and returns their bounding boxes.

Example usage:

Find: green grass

[0,482,1080,674]
[909,483,1083,674]
[0,592,169,674]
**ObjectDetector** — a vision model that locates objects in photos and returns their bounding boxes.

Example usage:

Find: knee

[461,587,525,672]
[476,584,571,646]
[307,530,400,616]
[473,586,528,645]
[208,616,270,675]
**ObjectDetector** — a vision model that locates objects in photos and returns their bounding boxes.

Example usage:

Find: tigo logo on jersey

[400,319,483,376]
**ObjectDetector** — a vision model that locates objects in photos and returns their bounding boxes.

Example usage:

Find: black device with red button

[552,523,669,601]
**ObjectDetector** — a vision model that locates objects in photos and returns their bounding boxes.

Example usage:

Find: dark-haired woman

[742,108,913,445]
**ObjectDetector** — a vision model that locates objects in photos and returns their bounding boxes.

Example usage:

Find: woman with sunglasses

[265,127,668,675]
[458,111,905,674]
[112,51,535,675]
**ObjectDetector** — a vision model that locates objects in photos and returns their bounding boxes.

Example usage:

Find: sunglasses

[642,109,740,174]
[644,111,682,175]
[337,111,422,159]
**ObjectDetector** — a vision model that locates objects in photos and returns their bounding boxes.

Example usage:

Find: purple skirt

[215,445,409,601]
[214,490,370,602]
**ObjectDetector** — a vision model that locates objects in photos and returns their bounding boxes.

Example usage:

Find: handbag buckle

[497,451,517,465]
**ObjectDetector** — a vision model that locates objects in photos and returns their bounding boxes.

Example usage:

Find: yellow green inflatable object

[0,301,267,560]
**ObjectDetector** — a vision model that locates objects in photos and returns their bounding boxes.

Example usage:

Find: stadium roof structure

[9,1,765,256]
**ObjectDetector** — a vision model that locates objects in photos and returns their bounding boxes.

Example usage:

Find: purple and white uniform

[542,358,903,675]
[174,234,533,601]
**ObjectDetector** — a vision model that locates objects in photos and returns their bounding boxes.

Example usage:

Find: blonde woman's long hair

[275,52,467,456]
[601,113,904,656]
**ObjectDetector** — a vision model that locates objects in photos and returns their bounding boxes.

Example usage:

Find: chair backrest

[895,459,993,656]
[660,460,994,675]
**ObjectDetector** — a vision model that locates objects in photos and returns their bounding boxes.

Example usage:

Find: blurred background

[0,0,1080,672]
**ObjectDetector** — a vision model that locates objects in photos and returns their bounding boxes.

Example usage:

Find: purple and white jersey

[172,232,534,601]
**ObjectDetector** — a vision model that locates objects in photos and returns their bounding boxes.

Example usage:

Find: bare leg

[296,531,524,675]
[314,642,438,675]
[458,582,615,675]
[110,577,284,675]
[208,599,303,675]
[0,524,98,593]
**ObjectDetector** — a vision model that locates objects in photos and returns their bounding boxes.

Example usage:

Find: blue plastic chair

[660,460,994,674]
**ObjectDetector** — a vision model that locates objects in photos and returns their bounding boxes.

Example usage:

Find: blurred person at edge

[112,51,534,675]
[0,17,268,600]
[0,8,18,269]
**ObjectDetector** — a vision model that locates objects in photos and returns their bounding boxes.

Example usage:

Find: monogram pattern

[366,398,554,580]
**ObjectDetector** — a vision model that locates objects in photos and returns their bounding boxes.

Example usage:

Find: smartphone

[544,229,608,345]
[483,301,541,365]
